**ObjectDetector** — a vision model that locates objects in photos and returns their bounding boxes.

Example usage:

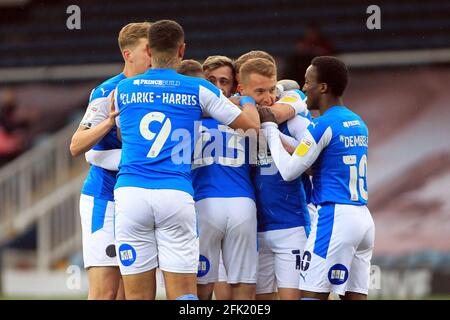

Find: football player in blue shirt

[261,56,375,300]
[238,58,310,300]
[192,55,257,300]
[69,22,151,300]
[113,20,260,300]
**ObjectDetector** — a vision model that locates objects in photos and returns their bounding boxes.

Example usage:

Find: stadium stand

[1,0,450,67]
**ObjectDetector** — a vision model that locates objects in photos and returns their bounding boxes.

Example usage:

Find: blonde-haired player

[70,21,151,300]
[238,58,310,300]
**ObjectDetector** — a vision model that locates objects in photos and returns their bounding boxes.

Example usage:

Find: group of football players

[70,19,374,300]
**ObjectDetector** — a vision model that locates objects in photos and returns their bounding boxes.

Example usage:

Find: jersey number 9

[140,112,172,158]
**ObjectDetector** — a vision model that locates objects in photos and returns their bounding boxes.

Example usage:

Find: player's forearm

[270,102,296,124]
[241,102,261,130]
[228,98,260,131]
[271,89,308,124]
[263,122,308,181]
[69,120,114,157]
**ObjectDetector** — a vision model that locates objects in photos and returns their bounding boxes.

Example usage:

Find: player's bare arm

[269,88,308,124]
[69,92,119,157]
[228,96,260,131]
[268,101,296,124]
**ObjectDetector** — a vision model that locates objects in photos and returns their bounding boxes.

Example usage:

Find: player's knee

[197,289,213,300]
[197,284,214,300]
[175,294,199,300]
[197,291,213,300]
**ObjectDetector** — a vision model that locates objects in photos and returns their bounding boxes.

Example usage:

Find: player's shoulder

[115,72,143,90]
[306,110,334,143]
[310,111,332,129]
[348,109,367,127]
[114,72,165,96]
[90,73,126,101]
[320,106,350,126]
[180,74,221,98]
[332,106,367,129]
[322,106,368,140]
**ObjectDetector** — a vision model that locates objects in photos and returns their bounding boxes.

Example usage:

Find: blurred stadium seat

[1,0,450,67]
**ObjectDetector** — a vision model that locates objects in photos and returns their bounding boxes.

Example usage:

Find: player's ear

[146,43,151,57]
[178,43,186,59]
[320,82,328,94]
[122,49,131,62]
[237,83,243,95]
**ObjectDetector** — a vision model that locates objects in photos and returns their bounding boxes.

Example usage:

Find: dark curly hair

[311,56,348,97]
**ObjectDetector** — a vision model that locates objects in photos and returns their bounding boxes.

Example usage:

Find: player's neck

[320,96,343,114]
[123,63,141,78]
[151,56,180,70]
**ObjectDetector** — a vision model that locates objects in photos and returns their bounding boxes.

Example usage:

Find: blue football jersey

[114,69,242,196]
[253,114,310,233]
[308,106,369,206]
[81,73,125,201]
[191,117,254,201]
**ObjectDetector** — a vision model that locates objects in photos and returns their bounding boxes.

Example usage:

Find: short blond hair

[235,50,276,74]
[118,22,151,51]
[240,58,277,84]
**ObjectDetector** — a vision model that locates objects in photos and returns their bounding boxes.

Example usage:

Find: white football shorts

[217,251,227,282]
[114,187,199,275]
[299,203,375,296]
[256,226,308,294]
[80,194,118,268]
[195,197,257,285]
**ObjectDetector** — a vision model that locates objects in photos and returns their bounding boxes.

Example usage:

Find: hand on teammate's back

[228,95,241,106]
[257,106,277,123]
[108,90,119,126]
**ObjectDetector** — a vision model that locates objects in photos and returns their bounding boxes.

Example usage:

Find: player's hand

[276,79,300,98]
[228,95,241,106]
[108,90,119,126]
[278,79,300,91]
[257,106,277,123]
